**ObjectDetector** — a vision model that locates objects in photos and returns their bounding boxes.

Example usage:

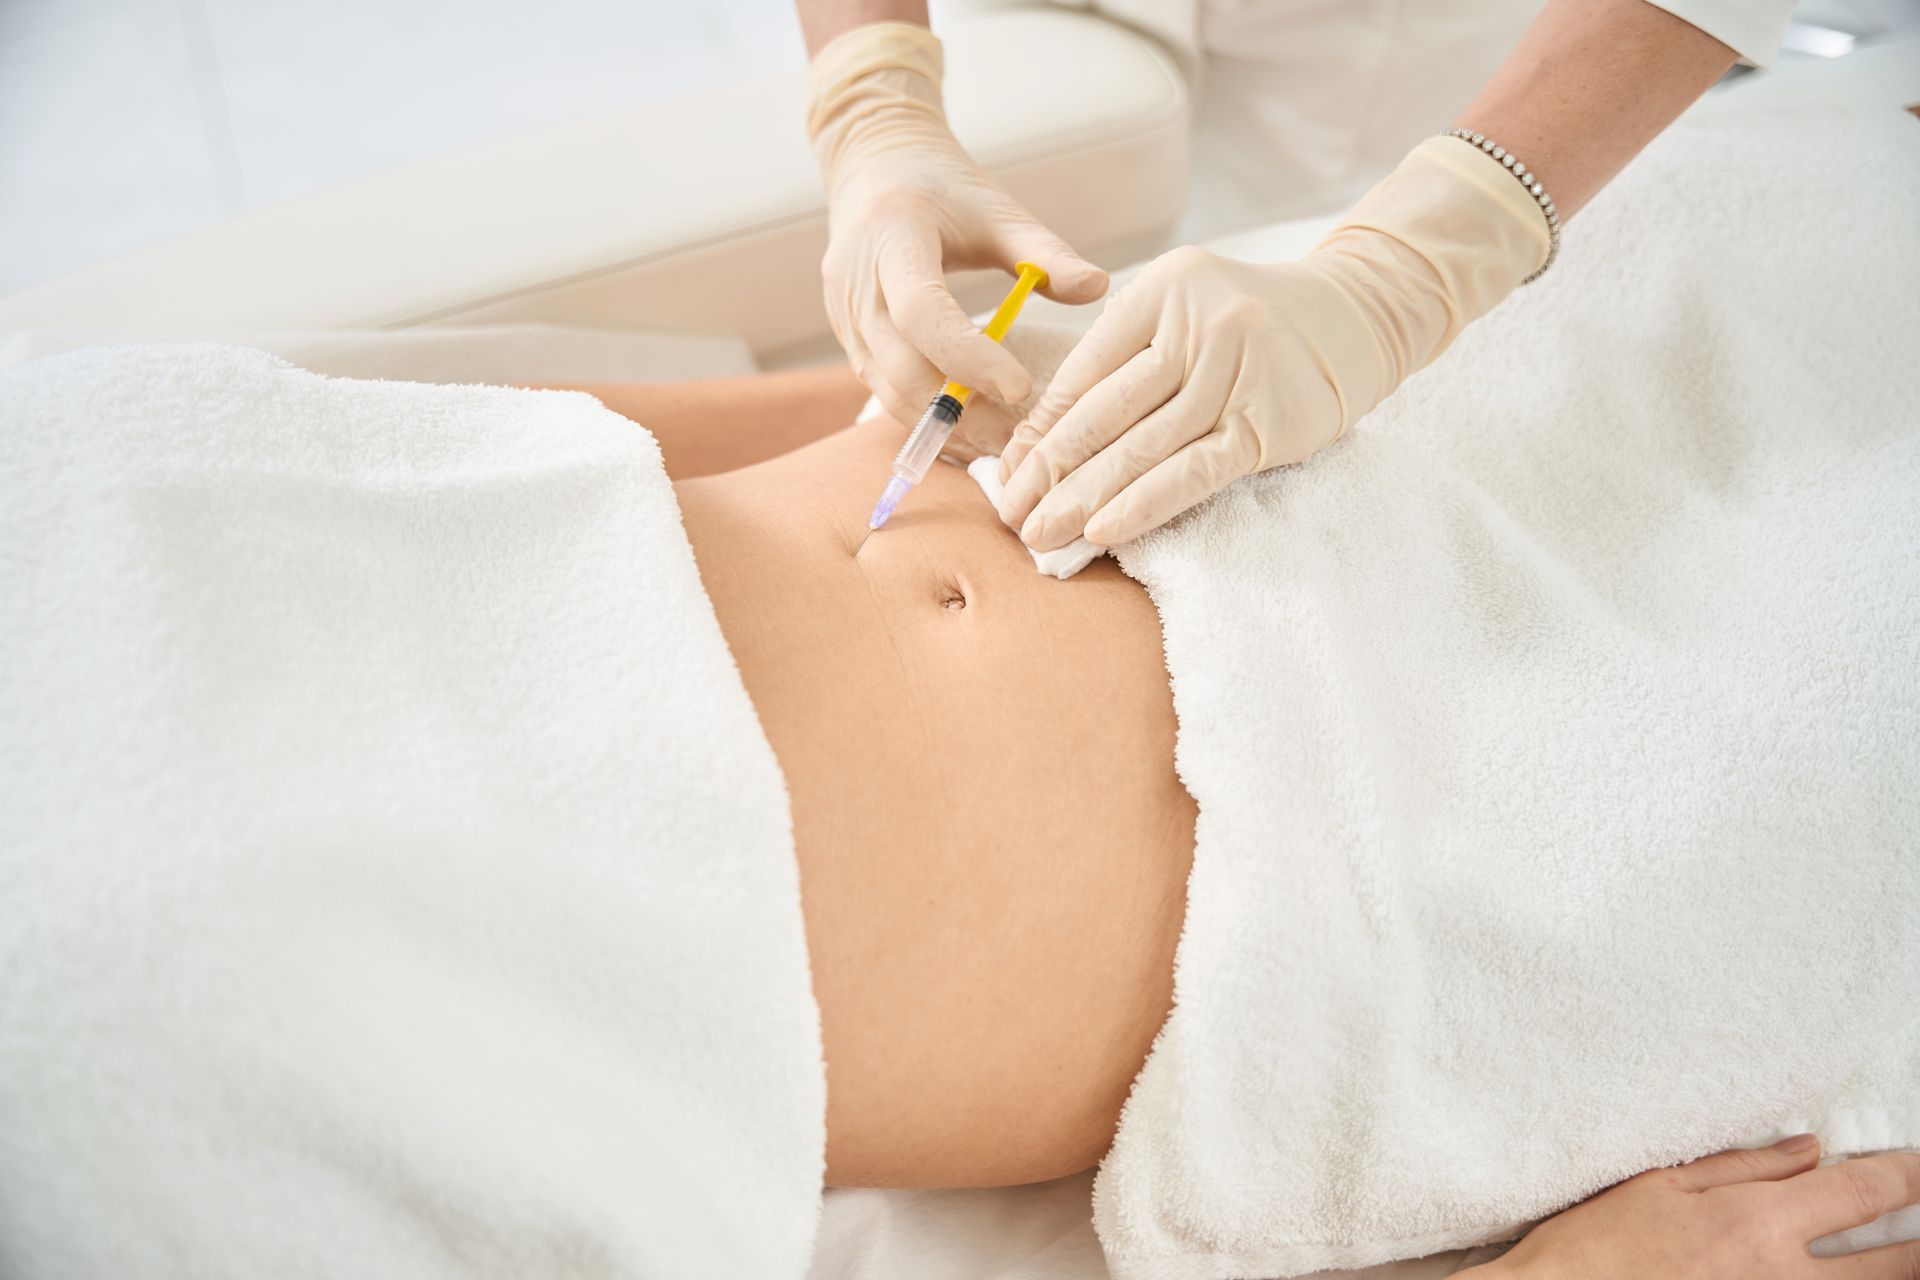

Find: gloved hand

[995,136,1554,551]
[806,22,1109,447]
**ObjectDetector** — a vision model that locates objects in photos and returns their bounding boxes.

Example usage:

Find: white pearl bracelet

[1442,127,1560,284]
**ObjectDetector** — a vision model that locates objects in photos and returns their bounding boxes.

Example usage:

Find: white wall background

[1,0,1914,294]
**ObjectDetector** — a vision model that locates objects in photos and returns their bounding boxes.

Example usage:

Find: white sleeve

[1641,0,1796,67]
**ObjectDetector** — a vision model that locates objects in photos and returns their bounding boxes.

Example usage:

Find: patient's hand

[1470,1137,1920,1279]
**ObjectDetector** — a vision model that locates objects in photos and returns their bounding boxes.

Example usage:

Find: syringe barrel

[891,393,964,485]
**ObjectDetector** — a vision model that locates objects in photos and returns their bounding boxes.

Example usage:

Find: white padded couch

[0,7,1188,369]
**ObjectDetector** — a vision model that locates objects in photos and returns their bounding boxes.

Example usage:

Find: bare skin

[1452,0,1737,221]
[561,364,1920,1270]
[569,366,873,479]
[588,366,1197,1189]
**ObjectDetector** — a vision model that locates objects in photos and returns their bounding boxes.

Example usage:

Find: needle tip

[853,528,872,556]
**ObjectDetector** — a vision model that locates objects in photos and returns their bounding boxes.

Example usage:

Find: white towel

[1086,103,1920,1277]
[0,346,824,1278]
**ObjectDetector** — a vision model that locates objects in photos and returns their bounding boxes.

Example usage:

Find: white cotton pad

[964,455,1107,580]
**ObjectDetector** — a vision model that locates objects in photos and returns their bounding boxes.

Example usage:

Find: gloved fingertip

[994,495,1021,533]
[997,452,1041,518]
[1086,501,1159,547]
[1082,512,1123,547]
[1040,255,1109,305]
[991,369,1033,405]
[1019,510,1072,554]
[946,341,1030,407]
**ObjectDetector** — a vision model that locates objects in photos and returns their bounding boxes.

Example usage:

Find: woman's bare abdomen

[674,419,1195,1188]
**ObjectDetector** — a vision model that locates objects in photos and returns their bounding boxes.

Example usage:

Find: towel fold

[1087,103,1920,1278]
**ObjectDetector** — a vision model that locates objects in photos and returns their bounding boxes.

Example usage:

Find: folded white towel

[1088,103,1920,1277]
[0,346,824,1278]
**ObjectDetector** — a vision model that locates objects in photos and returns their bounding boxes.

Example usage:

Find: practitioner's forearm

[1454,0,1738,221]
[795,0,927,55]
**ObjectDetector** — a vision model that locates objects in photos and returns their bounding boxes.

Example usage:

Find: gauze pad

[965,455,1106,579]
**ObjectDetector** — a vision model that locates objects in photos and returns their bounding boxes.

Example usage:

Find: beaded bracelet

[1441,128,1560,284]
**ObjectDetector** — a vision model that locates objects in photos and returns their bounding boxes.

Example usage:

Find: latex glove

[806,22,1109,448]
[995,136,1552,551]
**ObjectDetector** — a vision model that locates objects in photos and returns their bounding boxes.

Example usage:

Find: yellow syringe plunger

[942,260,1048,407]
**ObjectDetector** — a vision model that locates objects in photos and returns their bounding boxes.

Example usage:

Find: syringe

[857,261,1049,551]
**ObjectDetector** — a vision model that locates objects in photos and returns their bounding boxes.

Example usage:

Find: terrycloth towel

[1079,103,1920,1277]
[0,347,824,1278]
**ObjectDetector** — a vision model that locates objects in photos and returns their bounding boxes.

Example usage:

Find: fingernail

[1775,1134,1819,1154]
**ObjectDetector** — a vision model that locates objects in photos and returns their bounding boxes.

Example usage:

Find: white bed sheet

[810,1177,1500,1280]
